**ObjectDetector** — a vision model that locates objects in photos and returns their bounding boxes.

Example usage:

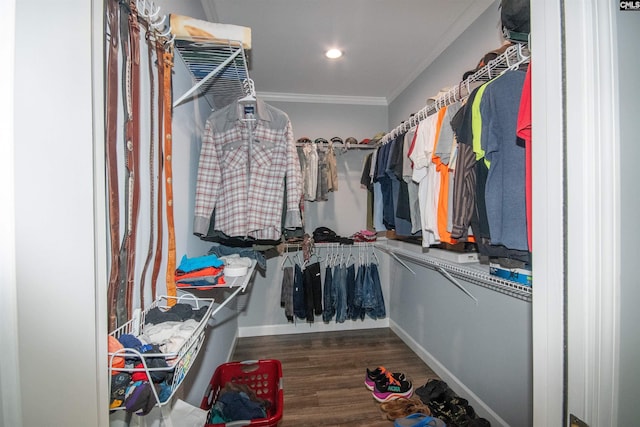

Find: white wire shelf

[375,241,532,302]
[175,259,257,320]
[173,39,250,110]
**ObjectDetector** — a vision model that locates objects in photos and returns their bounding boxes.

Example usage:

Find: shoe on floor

[373,371,414,402]
[365,366,406,391]
[394,413,447,427]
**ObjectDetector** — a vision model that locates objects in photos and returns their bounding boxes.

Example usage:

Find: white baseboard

[389,319,510,427]
[238,318,389,337]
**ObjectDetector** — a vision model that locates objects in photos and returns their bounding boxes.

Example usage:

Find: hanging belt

[163,47,177,304]
[106,0,121,332]
[116,0,141,326]
[150,37,166,301]
[115,0,130,327]
[125,0,142,320]
[138,27,157,309]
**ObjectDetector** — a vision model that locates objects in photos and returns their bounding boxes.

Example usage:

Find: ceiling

[200,0,496,105]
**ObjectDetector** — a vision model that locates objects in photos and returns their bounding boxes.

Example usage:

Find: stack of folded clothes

[351,229,377,243]
[175,254,225,289]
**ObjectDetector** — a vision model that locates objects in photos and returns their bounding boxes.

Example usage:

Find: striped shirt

[194,99,302,240]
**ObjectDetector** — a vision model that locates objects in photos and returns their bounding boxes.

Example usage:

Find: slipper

[394,413,447,427]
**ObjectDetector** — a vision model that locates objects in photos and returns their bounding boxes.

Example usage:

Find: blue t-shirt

[480,70,528,251]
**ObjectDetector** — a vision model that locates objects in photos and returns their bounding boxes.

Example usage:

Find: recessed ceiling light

[325,48,343,59]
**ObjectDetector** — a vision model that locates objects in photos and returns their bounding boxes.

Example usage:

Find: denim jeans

[351,264,366,320]
[334,265,347,323]
[364,263,386,319]
[322,265,334,322]
[344,263,356,320]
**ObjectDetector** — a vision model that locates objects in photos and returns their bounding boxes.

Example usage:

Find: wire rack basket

[108,294,215,409]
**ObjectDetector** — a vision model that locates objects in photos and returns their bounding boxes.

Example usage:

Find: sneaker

[365,366,406,391]
[373,370,414,402]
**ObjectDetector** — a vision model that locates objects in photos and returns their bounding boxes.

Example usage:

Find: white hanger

[346,247,355,266]
[239,78,257,104]
[151,14,166,31]
[158,24,172,38]
[280,252,294,269]
[372,248,380,265]
[147,3,161,20]
[136,0,146,15]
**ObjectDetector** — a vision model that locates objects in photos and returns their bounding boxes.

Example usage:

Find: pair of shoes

[366,367,414,402]
[394,413,446,427]
[365,366,405,390]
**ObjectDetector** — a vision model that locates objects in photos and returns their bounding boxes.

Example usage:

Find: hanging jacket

[194,98,302,240]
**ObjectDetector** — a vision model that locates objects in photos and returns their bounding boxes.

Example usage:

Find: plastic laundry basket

[201,359,283,427]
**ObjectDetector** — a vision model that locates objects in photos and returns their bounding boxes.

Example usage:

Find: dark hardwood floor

[231,327,440,427]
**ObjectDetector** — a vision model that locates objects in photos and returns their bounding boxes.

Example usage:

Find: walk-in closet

[5,1,640,427]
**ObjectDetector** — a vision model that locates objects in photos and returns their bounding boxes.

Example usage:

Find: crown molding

[256,91,388,106]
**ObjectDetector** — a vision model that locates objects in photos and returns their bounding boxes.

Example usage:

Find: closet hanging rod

[379,42,530,145]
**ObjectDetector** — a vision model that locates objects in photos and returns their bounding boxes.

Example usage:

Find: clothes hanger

[238,79,257,105]
[346,247,355,267]
[371,248,381,265]
[150,13,166,31]
[280,252,293,269]
[308,251,321,265]
[157,23,172,38]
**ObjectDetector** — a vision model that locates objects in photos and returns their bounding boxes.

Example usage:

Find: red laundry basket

[201,359,283,427]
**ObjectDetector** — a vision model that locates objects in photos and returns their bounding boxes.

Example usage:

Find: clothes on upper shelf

[362,65,531,258]
[297,138,339,202]
[193,98,302,241]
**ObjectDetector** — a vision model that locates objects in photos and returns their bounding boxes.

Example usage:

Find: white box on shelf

[427,248,479,264]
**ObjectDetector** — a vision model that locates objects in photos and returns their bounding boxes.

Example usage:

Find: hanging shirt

[302,143,318,201]
[193,98,302,241]
[450,98,478,240]
[472,80,494,167]
[410,113,440,247]
[423,107,447,244]
[326,143,339,192]
[516,63,532,251]
[402,128,422,235]
[480,70,528,251]
[432,103,462,244]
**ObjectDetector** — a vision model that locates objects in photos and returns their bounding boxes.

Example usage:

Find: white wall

[13,1,103,426]
[1,0,21,425]
[616,7,640,426]
[389,1,503,128]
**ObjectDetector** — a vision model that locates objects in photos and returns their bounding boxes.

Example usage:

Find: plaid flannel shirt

[194,99,302,240]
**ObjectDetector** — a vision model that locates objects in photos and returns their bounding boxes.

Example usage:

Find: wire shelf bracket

[172,39,251,110]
